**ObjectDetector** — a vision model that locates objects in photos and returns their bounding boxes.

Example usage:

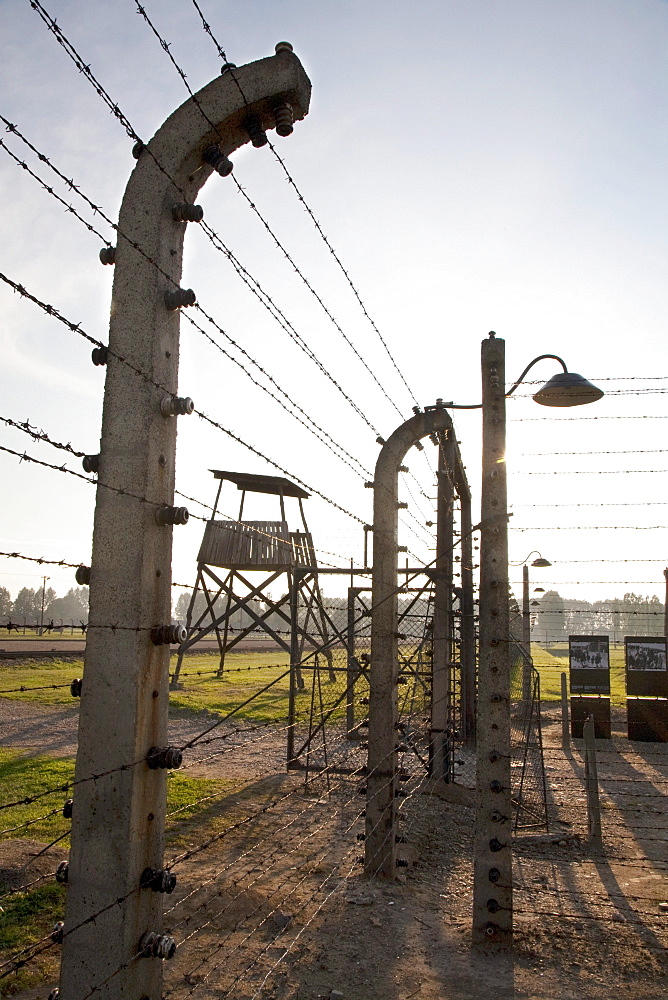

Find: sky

[0,0,667,615]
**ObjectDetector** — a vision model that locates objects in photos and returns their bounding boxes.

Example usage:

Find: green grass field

[0,748,234,994]
[0,648,361,993]
[0,651,356,723]
[0,748,232,849]
[0,644,630,714]
[0,625,85,643]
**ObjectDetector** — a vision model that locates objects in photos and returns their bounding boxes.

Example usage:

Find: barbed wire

[0,269,367,527]
[521,448,668,456]
[510,415,668,422]
[0,135,111,245]
[0,414,86,457]
[172,813,350,956]
[0,550,84,570]
[531,607,663,615]
[510,501,668,507]
[167,781,357,952]
[168,765,413,1000]
[0,404,374,561]
[0,870,58,903]
[0,440,211,524]
[195,226,380,436]
[511,524,668,531]
[239,777,426,1000]
[0,112,380,476]
[0,680,74,694]
[132,0,407,423]
[0,804,64,837]
[24,2,388,450]
[0,79,436,550]
[164,774,360,927]
[516,468,668,475]
[186,0,420,410]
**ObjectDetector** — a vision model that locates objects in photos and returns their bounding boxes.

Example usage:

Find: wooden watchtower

[170,470,334,687]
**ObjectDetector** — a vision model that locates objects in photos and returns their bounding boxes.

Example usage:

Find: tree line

[0,585,89,624]
[532,591,665,643]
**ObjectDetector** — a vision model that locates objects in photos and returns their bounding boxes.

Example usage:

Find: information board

[568,635,610,695]
[625,637,668,698]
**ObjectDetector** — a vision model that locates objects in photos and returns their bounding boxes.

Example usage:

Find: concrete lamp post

[509,551,552,665]
[465,335,603,949]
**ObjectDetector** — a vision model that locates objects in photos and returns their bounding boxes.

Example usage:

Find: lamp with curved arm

[445,338,604,409]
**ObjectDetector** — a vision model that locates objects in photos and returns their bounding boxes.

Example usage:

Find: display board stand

[568,636,611,739]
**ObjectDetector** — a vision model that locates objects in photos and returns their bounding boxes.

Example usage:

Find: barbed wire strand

[131,0,407,423]
[187,0,421,409]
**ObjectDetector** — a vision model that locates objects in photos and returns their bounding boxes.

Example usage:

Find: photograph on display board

[625,637,668,698]
[568,635,610,694]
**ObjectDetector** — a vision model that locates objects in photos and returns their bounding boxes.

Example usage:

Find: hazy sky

[0,0,667,613]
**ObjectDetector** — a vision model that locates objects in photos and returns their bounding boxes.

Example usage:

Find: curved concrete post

[365,406,453,877]
[60,52,311,1000]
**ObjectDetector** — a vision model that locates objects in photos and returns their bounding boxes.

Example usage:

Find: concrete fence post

[472,333,512,949]
[454,454,476,740]
[583,715,603,851]
[346,586,362,738]
[521,564,532,702]
[561,671,570,746]
[59,50,311,1000]
[430,431,454,780]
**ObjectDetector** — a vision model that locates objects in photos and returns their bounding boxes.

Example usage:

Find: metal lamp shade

[531,557,551,567]
[533,371,604,407]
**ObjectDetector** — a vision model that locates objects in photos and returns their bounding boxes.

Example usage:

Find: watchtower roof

[209,470,310,499]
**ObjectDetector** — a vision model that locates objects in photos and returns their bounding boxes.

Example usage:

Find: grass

[0,751,73,843]
[0,642,630,714]
[0,748,232,847]
[0,661,83,705]
[0,747,233,994]
[171,652,354,723]
[0,651,354,723]
[531,642,627,705]
[0,630,85,642]
[0,648,355,994]
[0,882,65,997]
[0,882,64,952]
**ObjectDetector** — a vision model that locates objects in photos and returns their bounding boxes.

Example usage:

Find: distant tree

[46,587,89,622]
[12,587,39,619]
[536,591,566,644]
[627,594,664,637]
[618,593,664,637]
[0,586,11,616]
[11,586,57,623]
[610,599,623,642]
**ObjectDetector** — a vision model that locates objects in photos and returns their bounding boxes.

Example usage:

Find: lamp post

[39,575,49,636]
[510,552,551,698]
[445,334,603,950]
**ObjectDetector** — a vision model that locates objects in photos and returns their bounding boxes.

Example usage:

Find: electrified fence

[2,3,668,998]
